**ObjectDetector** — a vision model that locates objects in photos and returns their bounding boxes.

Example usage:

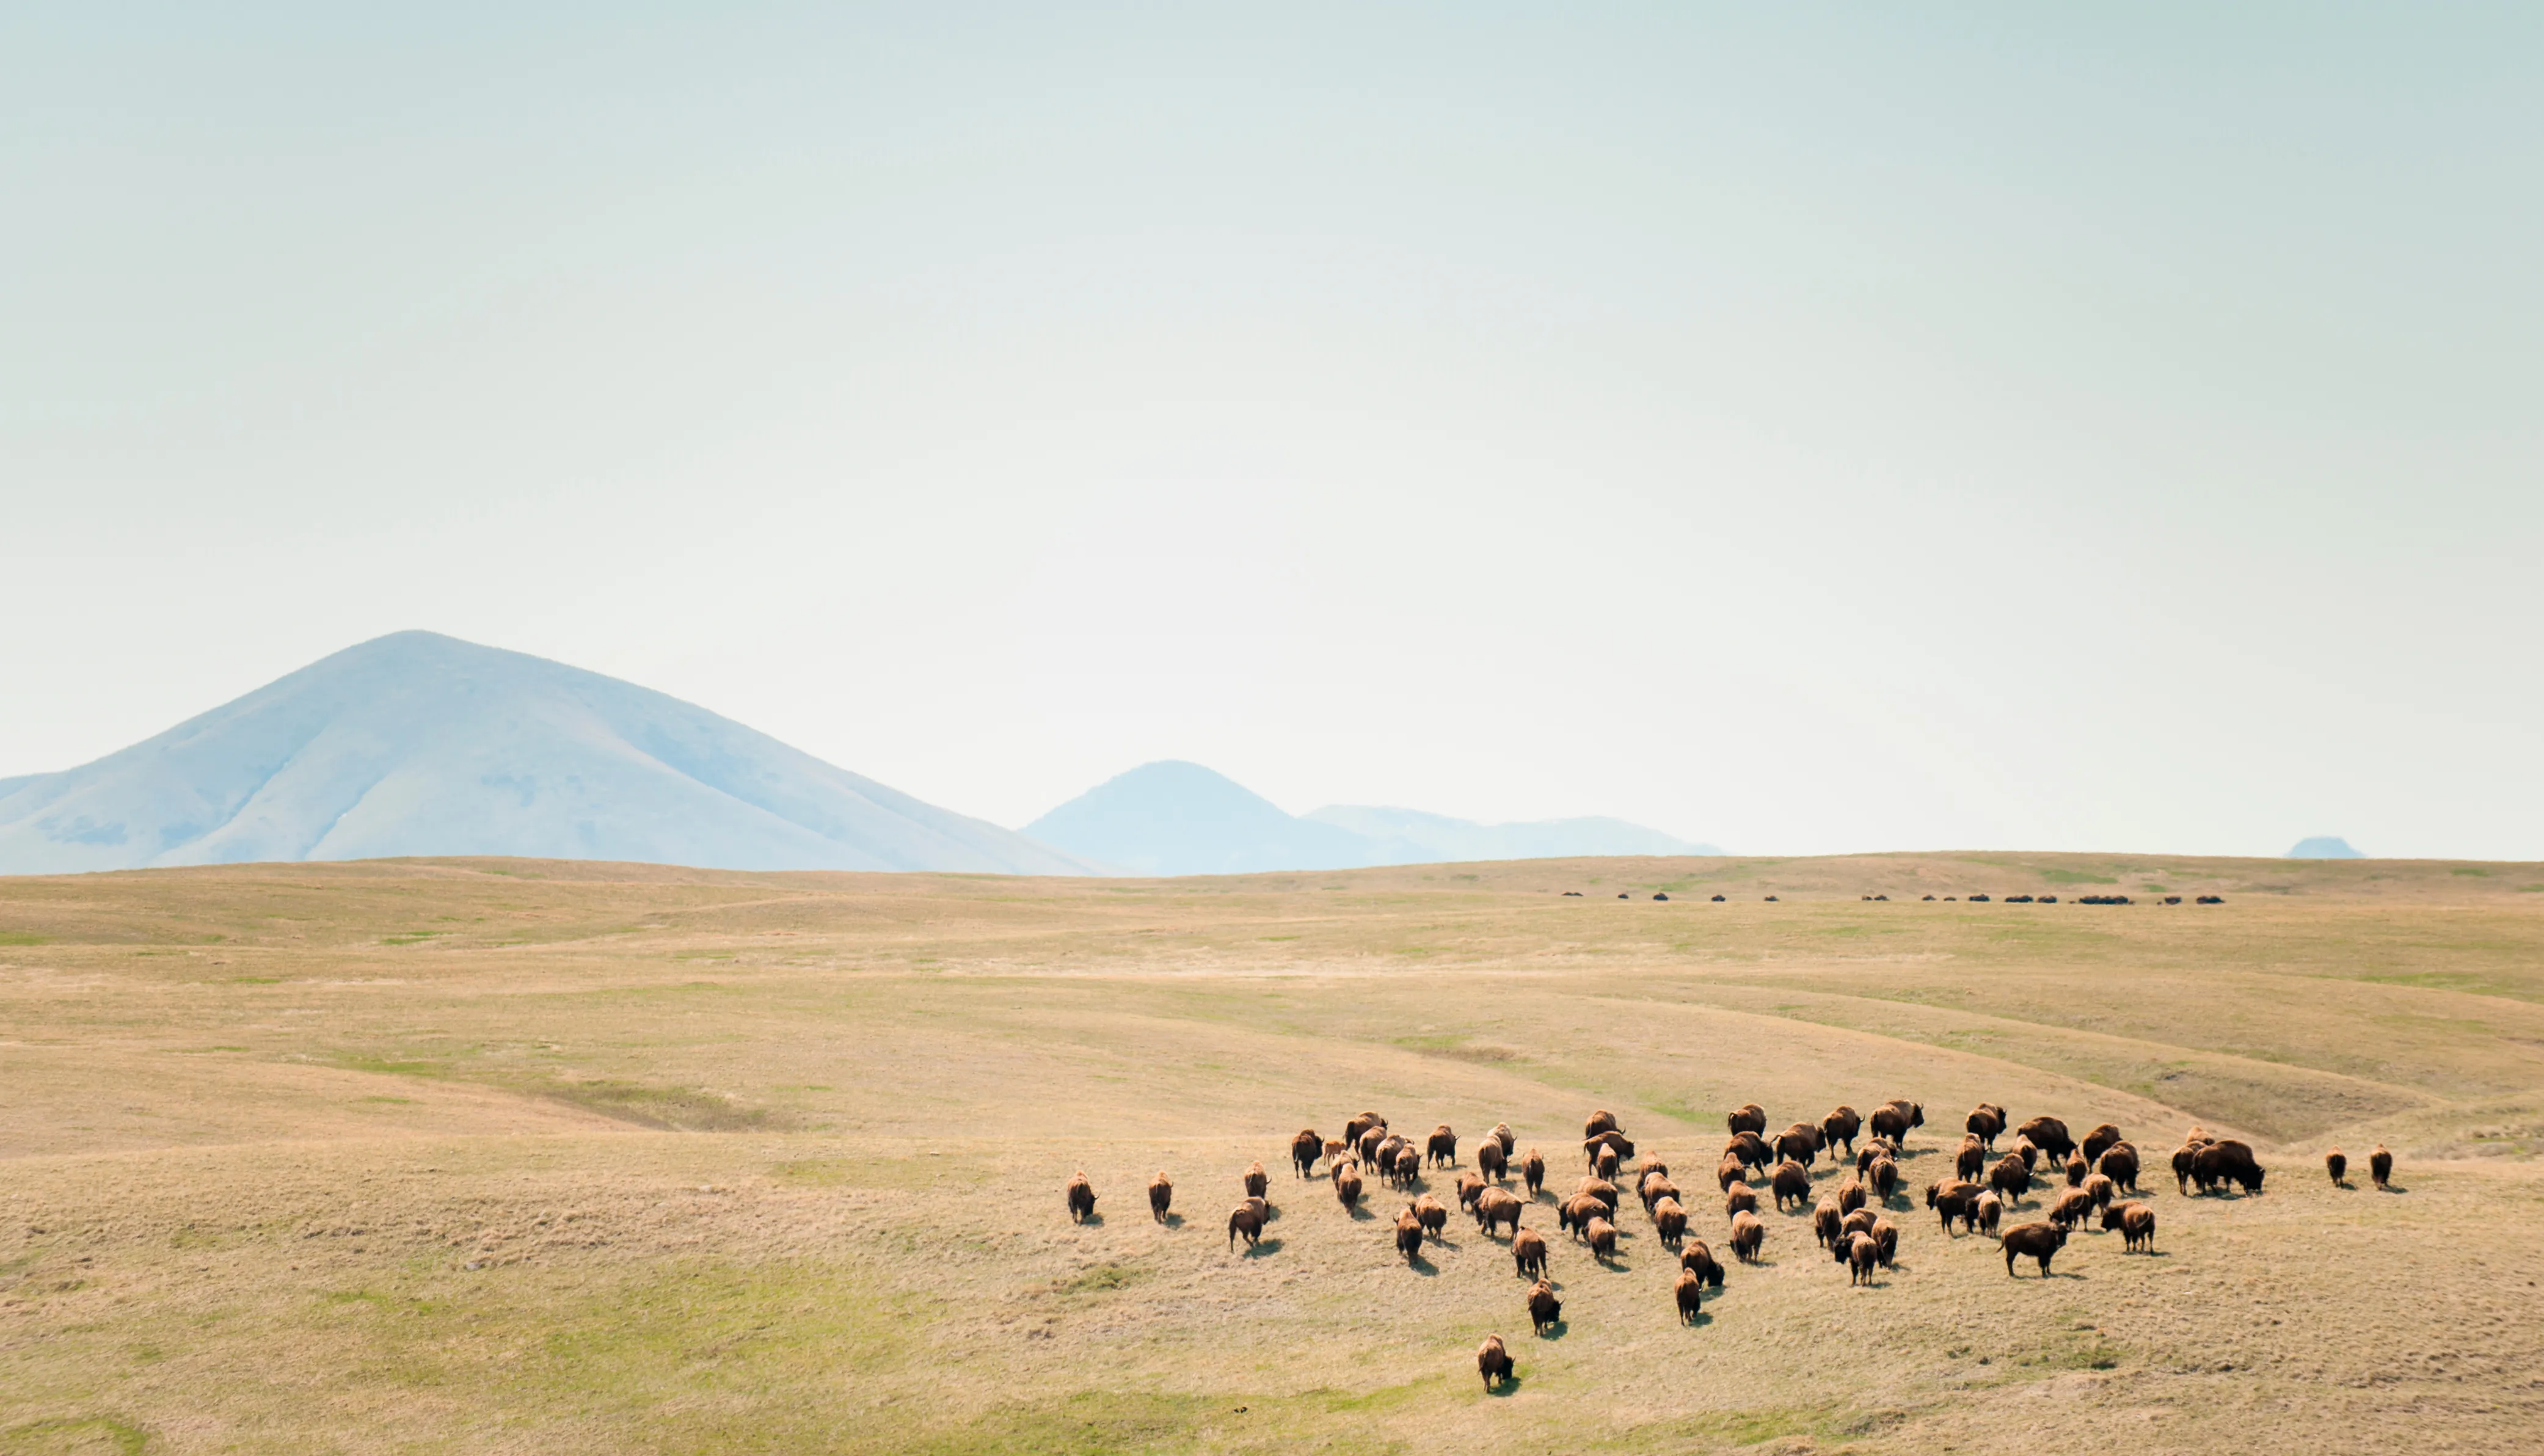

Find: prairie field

[3,851,2542,1454]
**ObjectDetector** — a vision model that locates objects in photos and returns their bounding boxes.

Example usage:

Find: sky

[4,4,2540,859]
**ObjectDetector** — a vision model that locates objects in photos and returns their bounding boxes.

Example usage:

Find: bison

[1585,1215,1618,1262]
[1675,1269,1705,1322]
[2011,1137,2039,1173]
[1344,1111,1388,1146]
[1523,1148,1547,1197]
[1653,1196,1688,1250]
[1729,1210,1765,1262]
[1558,1194,1606,1238]
[1413,1193,1449,1241]
[1427,1124,1459,1168]
[1868,1217,1898,1269]
[1988,1154,2030,1204]
[2101,1199,2156,1252]
[1584,1108,1620,1139]
[1066,1172,1097,1224]
[1323,1137,1350,1172]
[2017,1116,2076,1163]
[1148,1172,1173,1223]
[1775,1127,1821,1168]
[2370,1143,2393,1190]
[1394,1208,1425,1264]
[2048,1187,2094,1230]
[1925,1179,1980,1235]
[1772,1160,1813,1212]
[1512,1226,1549,1279]
[1870,1099,1925,1143]
[1956,1136,1988,1182]
[1390,1143,1425,1189]
[2063,1152,2088,1188]
[1640,1171,1681,1215]
[1291,1130,1321,1178]
[1244,1160,1270,1199]
[1575,1176,1621,1214]
[2098,1142,2140,1194]
[2000,1220,2067,1277]
[1478,1333,1514,1390]
[1228,1201,1266,1250]
[1725,1132,1771,1170]
[1814,1197,1842,1248]
[1727,1103,1768,1138]
[2081,1172,2115,1210]
[1584,1129,1636,1167]
[1966,1102,2007,1149]
[2170,1141,2201,1195]
[1595,1146,1622,1182]
[1866,1156,1900,1204]
[1333,1161,1363,1212]
[2325,1146,2347,1187]
[1823,1105,1862,1156]
[1716,1156,1748,1193]
[1974,1189,2002,1236]
[1840,1207,1878,1241]
[1492,1123,1517,1155]
[1476,1187,1524,1237]
[2192,1140,2265,1196]
[1681,1239,1727,1287]
[1528,1278,1562,1333]
[1835,1178,1867,1217]
[1477,1140,1509,1182]
[1456,1171,1487,1211]
[1724,1181,1759,1218]
[1840,1231,1878,1285]
[2080,1123,2124,1167]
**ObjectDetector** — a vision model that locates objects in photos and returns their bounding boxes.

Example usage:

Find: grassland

[2,851,2541,1454]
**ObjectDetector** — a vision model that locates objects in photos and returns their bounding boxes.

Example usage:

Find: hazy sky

[5,5,2539,859]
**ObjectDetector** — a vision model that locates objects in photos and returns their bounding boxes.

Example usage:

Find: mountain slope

[0,632,1087,876]
[1305,804,1721,861]
[1023,762,1389,875]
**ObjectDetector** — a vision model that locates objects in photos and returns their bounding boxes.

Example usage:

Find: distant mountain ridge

[0,632,1088,876]
[2287,835,2366,859]
[1025,760,1718,875]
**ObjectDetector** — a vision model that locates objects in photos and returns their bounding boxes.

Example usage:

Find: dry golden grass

[3,851,2542,1454]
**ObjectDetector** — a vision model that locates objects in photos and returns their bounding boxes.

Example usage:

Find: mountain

[0,632,1088,876]
[1024,760,1718,875]
[2286,835,2366,859]
[1305,804,1722,861]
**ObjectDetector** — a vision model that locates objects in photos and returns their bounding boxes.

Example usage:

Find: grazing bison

[1840,1231,1879,1285]
[1586,1215,1618,1262]
[1681,1239,1727,1287]
[1066,1173,1097,1224]
[1148,1172,1173,1224]
[1835,1178,1867,1217]
[1675,1269,1705,1322]
[2102,1200,2156,1252]
[2080,1123,2124,1167]
[1926,1179,1980,1235]
[1956,1136,1988,1182]
[1323,1137,1350,1172]
[1967,1102,2007,1149]
[1394,1208,1424,1264]
[1855,1138,1897,1175]
[1528,1278,1562,1334]
[1974,1190,2003,1236]
[2063,1152,2088,1188]
[2011,1137,2039,1173]
[1716,1156,1748,1193]
[1772,1160,1813,1212]
[2098,1142,2140,1194]
[1653,1196,1688,1250]
[1988,1154,2030,1203]
[1476,1187,1524,1237]
[1575,1176,1621,1214]
[1814,1198,1843,1248]
[1523,1149,1547,1198]
[2371,1144,2394,1190]
[1870,1100,1925,1143]
[1840,1207,1878,1241]
[1333,1161,1363,1212]
[1584,1129,1637,1167]
[1478,1333,1514,1391]
[2048,1187,2094,1230]
[1492,1123,1517,1155]
[1478,1141,1509,1182]
[1344,1112,1387,1146]
[1427,1124,1459,1168]
[2171,1141,2202,1195]
[1584,1109,1620,1139]
[1868,1217,1899,1268]
[1559,1194,1606,1238]
[2082,1172,2115,1210]
[2017,1116,2076,1163]
[1729,1210,1765,1262]
[2326,1146,2348,1187]
[1512,1226,1549,1279]
[1228,1201,1266,1250]
[1413,1193,1449,1241]
[1291,1130,1322,1178]
[1595,1146,1622,1182]
[1823,1105,1863,1156]
[1866,1156,1900,1204]
[1724,1181,1759,1218]
[2193,1140,2266,1196]
[1726,1132,1772,1171]
[1727,1103,1768,1138]
[1775,1127,1821,1168]
[1391,1144,1426,1189]
[1456,1171,1487,1211]
[2000,1220,2067,1277]
[1640,1171,1681,1215]
[1244,1161,1270,1199]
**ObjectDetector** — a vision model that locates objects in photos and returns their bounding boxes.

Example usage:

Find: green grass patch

[1044,1262,1145,1297]
[226,975,282,985]
[0,932,49,947]
[381,933,442,946]
[0,1416,150,1455]
[2037,869,2119,885]
[2452,867,2491,878]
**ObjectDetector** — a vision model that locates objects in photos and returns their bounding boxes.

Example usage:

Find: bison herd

[1063,1097,2389,1394]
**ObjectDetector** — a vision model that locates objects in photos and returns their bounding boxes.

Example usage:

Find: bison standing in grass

[1823,1105,1863,1156]
[2193,1140,2265,1195]
[1730,1210,1766,1262]
[1835,1178,1867,1217]
[1394,1208,1425,1264]
[1344,1111,1388,1146]
[1413,1193,1449,1242]
[1727,1102,1768,1138]
[2098,1142,2140,1195]
[1228,1201,1266,1250]
[1243,1160,1270,1199]
[1973,1190,2003,1236]
[1528,1278,1562,1334]
[1675,1269,1706,1323]
[2102,1200,2156,1252]
[1653,1196,1688,1250]
[1967,1102,2006,1149]
[2000,1220,2067,1277]
[1477,1140,1509,1183]
[1925,1180,1980,1235]
[1492,1123,1517,1156]
[2081,1172,2115,1211]
[1523,1149,1547,1198]
[1476,1187,1524,1238]
[1776,1125,1821,1168]
[2171,1140,2204,1195]
[2326,1146,2349,1187]
[1512,1226,1549,1279]
[1771,1160,1813,1212]
[1724,1181,1759,1218]
[2018,1116,2076,1163]
[2049,1187,2094,1230]
[1427,1124,1459,1168]
[1066,1173,1097,1224]
[2371,1144,2394,1190]
[1585,1108,1620,1139]
[1870,1099,1924,1144]
[1456,1171,1486,1212]
[1866,1156,1901,1205]
[1148,1172,1173,1224]
[1681,1239,1727,1288]
[1291,1129,1322,1178]
[2080,1123,2124,1167]
[1956,1136,1988,1182]
[1333,1161,1363,1212]
[1814,1198,1843,1248]
[1839,1231,1879,1286]
[1988,1154,2030,1204]
[1478,1333,1514,1391]
[1641,1171,1682,1216]
[1586,1215,1619,1263]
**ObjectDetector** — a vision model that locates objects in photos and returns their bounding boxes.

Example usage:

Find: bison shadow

[1347,1205,1376,1221]
[1404,1254,1440,1277]
[1534,1319,1569,1340]
[1076,1212,1106,1227]
[1241,1238,1283,1259]
[1485,1373,1525,1397]
[1162,1214,1184,1229]
[2377,1182,2410,1195]
[1427,1236,1464,1253]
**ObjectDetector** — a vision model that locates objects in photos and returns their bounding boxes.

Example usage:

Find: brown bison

[1771,1160,1813,1212]
[1680,1239,1727,1287]
[1724,1181,1759,1218]
[1973,1190,2002,1236]
[2063,1152,2088,1188]
[2048,1187,2094,1230]
[1870,1099,1924,1143]
[1716,1156,1748,1193]
[1653,1196,1688,1250]
[1371,1132,1406,1176]
[1823,1105,1863,1156]
[1632,1152,1671,1182]
[2192,1140,2265,1195]
[1148,1172,1173,1224]
[1586,1215,1618,1262]
[1813,1197,1842,1248]
[1477,1140,1509,1182]
[1869,1217,1899,1268]
[1640,1171,1681,1215]
[1456,1171,1487,1211]
[1528,1278,1562,1333]
[1584,1108,1620,1139]
[1390,1143,1425,1189]
[1595,1145,1622,1182]
[2370,1143,2393,1190]
[2325,1146,2347,1186]
[1228,1200,1266,1250]
[1835,1178,1867,1217]
[1729,1210,1765,1262]
[1840,1207,1878,1241]
[2080,1123,2124,1167]
[1333,1161,1363,1212]
[1925,1179,1980,1235]
[1323,1137,1350,1172]
[2017,1116,2075,1163]
[1584,1129,1636,1167]
[1394,1208,1424,1264]
[1492,1122,1517,1155]
[1675,1269,1705,1322]
[1413,1193,1449,1241]
[1427,1124,1459,1168]
[1774,1127,1820,1168]
[1839,1231,1878,1285]
[2102,1200,2156,1252]
[1865,1156,1900,1204]
[1727,1102,1768,1138]
[1725,1132,1772,1170]
[1988,1153,2029,1203]
[1356,1126,1388,1170]
[1854,1137,1898,1175]
[1575,1176,1621,1214]
[1476,1187,1524,1237]
[1966,1102,2006,1149]
[2170,1141,2202,1195]
[1558,1194,1606,1239]
[1291,1129,1322,1178]
[2081,1172,2115,1210]
[1956,1136,1988,1182]
[2011,1137,2039,1173]
[1344,1111,1387,1146]
[1066,1172,1097,1224]
[2097,1142,2140,1194]
[1523,1148,1547,1197]
[1512,1226,1549,1278]
[1243,1160,1270,1199]
[1478,1333,1514,1390]
[2000,1220,2067,1277]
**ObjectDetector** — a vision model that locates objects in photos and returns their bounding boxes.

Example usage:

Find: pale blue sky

[4,5,2539,857]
